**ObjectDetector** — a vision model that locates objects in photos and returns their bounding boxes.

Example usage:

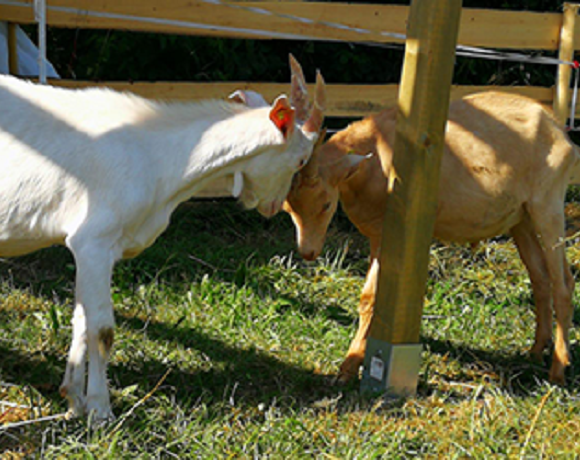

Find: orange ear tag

[269,102,295,139]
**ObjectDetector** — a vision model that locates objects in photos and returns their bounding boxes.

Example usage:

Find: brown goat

[283,92,580,385]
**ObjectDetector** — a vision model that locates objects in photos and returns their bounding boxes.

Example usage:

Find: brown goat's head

[283,134,370,260]
[283,153,338,260]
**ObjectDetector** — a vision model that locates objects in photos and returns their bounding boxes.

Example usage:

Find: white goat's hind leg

[68,239,118,420]
[511,215,553,361]
[529,202,574,384]
[60,303,88,417]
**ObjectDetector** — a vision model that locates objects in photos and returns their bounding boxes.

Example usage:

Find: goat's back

[0,77,163,254]
[436,92,576,242]
[332,92,579,244]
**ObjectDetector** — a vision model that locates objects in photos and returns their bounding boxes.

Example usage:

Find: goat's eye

[321,202,332,213]
[298,158,306,169]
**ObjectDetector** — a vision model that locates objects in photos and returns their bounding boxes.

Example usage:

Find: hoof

[60,385,86,418]
[529,340,551,364]
[528,349,545,365]
[336,356,363,385]
[86,396,115,422]
[87,406,116,423]
[332,371,357,386]
[549,364,567,386]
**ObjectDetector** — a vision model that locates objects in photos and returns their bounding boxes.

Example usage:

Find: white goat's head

[228,55,326,218]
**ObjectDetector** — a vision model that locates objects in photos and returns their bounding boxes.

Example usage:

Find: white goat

[0,56,325,419]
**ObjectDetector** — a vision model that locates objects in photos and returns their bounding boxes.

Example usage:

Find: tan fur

[284,92,580,385]
[98,327,115,358]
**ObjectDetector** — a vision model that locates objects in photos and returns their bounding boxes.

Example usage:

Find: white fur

[0,75,318,419]
[228,89,269,108]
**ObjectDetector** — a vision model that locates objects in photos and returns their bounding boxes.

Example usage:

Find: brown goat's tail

[565,202,580,237]
[569,143,580,185]
[566,144,580,237]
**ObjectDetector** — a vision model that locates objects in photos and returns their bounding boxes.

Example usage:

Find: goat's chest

[118,204,174,259]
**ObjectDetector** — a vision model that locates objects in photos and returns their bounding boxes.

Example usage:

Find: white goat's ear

[232,171,244,198]
[269,96,295,140]
[229,91,246,104]
[229,90,269,108]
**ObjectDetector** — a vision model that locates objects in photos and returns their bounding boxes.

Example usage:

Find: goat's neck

[326,120,382,161]
[141,103,275,206]
[329,108,394,160]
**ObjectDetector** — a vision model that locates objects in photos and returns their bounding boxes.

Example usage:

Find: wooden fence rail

[0,1,567,49]
[45,80,555,118]
[0,1,578,118]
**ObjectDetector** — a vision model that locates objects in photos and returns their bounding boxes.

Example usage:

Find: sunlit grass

[1,200,580,457]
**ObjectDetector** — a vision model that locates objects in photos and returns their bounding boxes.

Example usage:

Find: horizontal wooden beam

[45,79,556,118]
[0,1,564,50]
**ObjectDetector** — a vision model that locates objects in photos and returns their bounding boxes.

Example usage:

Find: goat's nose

[301,250,317,261]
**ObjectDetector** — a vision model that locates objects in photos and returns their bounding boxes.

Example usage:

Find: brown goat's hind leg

[529,203,574,384]
[337,258,379,384]
[511,215,553,361]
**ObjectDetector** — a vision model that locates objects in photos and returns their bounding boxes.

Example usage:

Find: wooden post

[360,0,463,397]
[7,22,19,76]
[554,3,580,126]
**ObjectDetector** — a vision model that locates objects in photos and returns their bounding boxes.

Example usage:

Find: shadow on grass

[112,312,337,410]
[2,200,580,417]
[0,201,356,416]
[0,314,339,416]
[242,280,356,328]
[113,309,578,412]
[0,343,65,402]
[2,311,578,422]
[421,335,580,395]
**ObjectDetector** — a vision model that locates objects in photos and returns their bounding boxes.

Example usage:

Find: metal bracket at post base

[360,337,422,397]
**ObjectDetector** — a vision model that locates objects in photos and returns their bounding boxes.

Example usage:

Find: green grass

[1,201,580,458]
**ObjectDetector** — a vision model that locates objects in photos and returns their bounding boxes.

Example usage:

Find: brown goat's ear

[314,127,328,151]
[270,96,295,140]
[330,153,374,185]
[300,127,326,179]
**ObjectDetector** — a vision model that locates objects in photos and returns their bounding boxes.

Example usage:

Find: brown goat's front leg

[337,257,379,384]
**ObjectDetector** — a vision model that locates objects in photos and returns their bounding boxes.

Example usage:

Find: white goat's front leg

[60,303,88,417]
[66,238,118,420]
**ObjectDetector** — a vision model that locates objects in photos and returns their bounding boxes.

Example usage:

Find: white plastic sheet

[0,22,58,77]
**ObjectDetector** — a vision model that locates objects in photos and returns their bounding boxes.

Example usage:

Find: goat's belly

[0,236,65,257]
[122,247,145,259]
[434,197,523,243]
[0,209,70,256]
